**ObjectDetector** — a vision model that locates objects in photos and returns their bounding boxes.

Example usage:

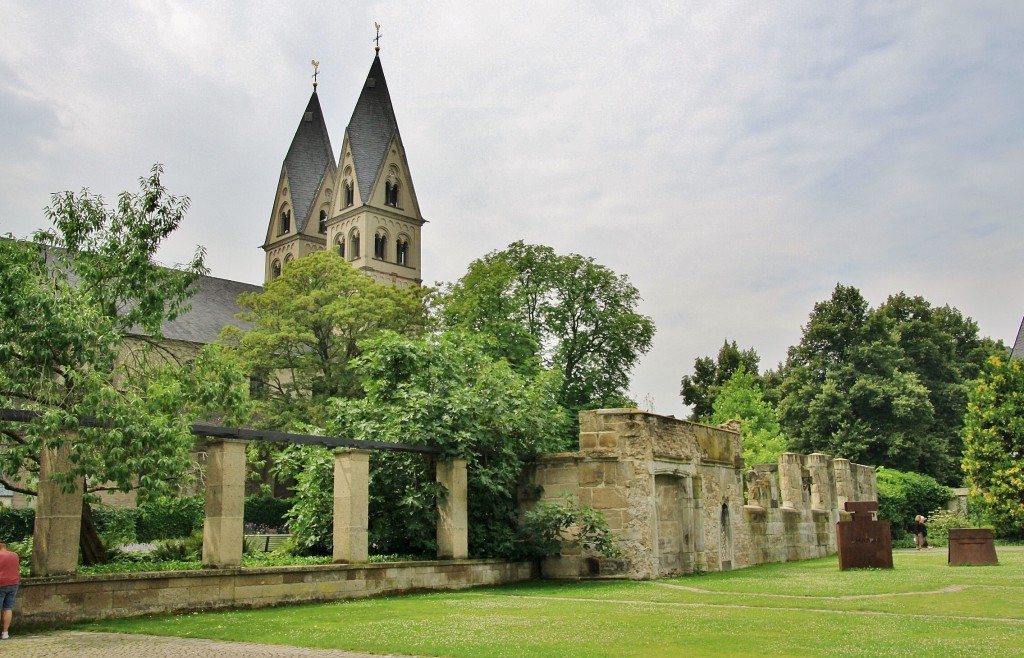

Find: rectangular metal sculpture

[836,501,893,570]
[948,528,998,566]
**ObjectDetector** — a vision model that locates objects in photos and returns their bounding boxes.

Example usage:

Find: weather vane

[311,59,320,89]
[374,22,382,52]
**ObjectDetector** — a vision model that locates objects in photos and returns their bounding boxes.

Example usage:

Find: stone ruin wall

[522,409,878,580]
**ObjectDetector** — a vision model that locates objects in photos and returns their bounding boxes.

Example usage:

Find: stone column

[436,459,468,559]
[31,439,83,576]
[778,453,805,510]
[806,453,834,511]
[833,458,853,510]
[692,476,707,573]
[333,449,370,563]
[202,439,247,568]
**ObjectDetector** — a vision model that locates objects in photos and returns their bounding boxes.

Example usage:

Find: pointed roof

[282,91,335,232]
[1011,316,1024,360]
[346,54,400,203]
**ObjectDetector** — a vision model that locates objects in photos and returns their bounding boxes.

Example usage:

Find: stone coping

[23,557,509,586]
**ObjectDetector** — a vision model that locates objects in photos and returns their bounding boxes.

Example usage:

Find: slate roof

[347,54,400,204]
[1011,316,1024,360]
[148,275,262,345]
[282,91,335,233]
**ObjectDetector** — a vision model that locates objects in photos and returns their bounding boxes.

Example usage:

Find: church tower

[263,45,425,287]
[325,51,425,287]
[262,86,337,282]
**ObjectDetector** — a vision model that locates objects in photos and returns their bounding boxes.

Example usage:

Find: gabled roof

[346,54,400,203]
[282,91,335,232]
[1011,316,1024,360]
[154,275,262,345]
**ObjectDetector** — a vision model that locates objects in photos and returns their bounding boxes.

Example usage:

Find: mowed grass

[77,549,1024,657]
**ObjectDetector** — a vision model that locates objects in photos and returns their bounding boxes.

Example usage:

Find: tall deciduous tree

[0,166,250,562]
[961,355,1024,536]
[680,340,761,421]
[276,330,569,556]
[777,284,997,483]
[440,241,655,412]
[709,365,787,467]
[222,250,429,430]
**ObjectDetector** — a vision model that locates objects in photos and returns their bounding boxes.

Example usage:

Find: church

[150,48,425,356]
[261,50,425,288]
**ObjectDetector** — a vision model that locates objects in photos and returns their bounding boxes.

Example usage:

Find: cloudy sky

[2,1,1022,417]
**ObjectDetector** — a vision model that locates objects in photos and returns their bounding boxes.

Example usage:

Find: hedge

[876,468,953,539]
[0,507,35,543]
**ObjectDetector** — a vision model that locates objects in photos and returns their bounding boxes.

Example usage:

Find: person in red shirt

[0,540,20,640]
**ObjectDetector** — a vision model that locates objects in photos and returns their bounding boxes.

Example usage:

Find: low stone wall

[18,559,534,628]
[524,409,877,580]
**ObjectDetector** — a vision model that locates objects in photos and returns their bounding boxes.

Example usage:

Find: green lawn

[76,549,1024,657]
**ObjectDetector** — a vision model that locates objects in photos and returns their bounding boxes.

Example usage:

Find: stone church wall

[522,409,877,580]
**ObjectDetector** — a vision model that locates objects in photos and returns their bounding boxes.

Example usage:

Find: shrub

[152,530,204,561]
[876,468,953,539]
[91,505,141,545]
[244,494,293,532]
[923,508,990,546]
[517,493,620,559]
[0,507,35,543]
[137,495,204,542]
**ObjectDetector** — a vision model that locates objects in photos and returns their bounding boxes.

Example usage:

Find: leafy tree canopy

[439,241,655,412]
[329,330,571,557]
[222,250,429,429]
[0,166,250,502]
[709,365,787,467]
[777,284,999,484]
[680,339,761,421]
[962,355,1024,536]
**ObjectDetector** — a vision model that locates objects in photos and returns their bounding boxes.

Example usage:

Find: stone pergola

[1,410,469,575]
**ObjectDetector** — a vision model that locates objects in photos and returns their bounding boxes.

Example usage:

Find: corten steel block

[836,518,893,570]
[948,528,998,566]
[844,500,878,516]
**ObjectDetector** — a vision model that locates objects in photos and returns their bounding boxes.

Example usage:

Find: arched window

[271,259,282,280]
[384,181,399,207]
[350,229,360,259]
[284,253,294,266]
[318,210,327,234]
[335,236,345,258]
[344,167,354,207]
[385,166,400,207]
[279,208,291,235]
[374,232,388,259]
[396,238,409,266]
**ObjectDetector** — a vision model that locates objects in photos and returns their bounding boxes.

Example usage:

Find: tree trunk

[79,500,108,565]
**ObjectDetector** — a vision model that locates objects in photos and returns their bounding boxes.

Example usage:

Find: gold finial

[311,60,320,89]
[374,22,382,52]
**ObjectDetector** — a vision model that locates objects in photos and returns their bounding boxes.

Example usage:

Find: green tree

[440,241,655,412]
[875,468,953,540]
[222,250,429,430]
[0,166,250,563]
[709,365,787,466]
[299,330,568,557]
[961,355,1024,536]
[680,340,761,421]
[876,293,1000,478]
[778,285,936,476]
[777,284,998,483]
